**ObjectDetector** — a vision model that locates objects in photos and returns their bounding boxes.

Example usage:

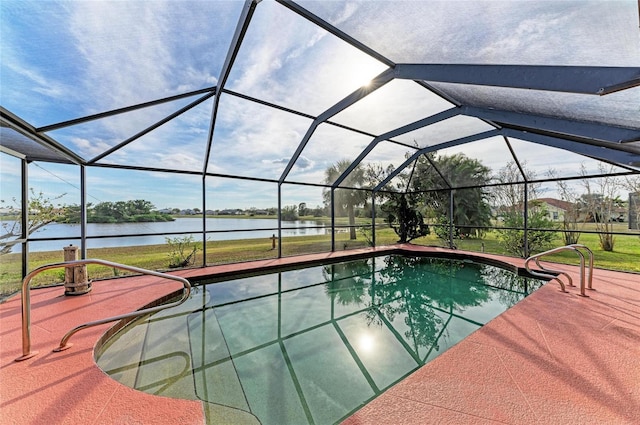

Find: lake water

[19,218,328,252]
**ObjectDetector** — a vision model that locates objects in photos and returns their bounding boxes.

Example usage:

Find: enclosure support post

[21,158,28,280]
[277,183,282,258]
[201,175,207,266]
[330,189,336,252]
[523,182,529,258]
[371,192,376,247]
[449,190,455,249]
[80,165,87,259]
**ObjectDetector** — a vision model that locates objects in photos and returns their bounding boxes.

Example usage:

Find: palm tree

[324,159,369,240]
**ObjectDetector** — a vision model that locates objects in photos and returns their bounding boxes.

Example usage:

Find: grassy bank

[2,226,638,300]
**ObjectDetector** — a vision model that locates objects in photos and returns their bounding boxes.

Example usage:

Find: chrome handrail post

[18,272,36,361]
[571,244,594,290]
[525,244,595,298]
[586,246,594,289]
[16,259,191,362]
[16,262,68,361]
[525,255,568,292]
[573,249,587,297]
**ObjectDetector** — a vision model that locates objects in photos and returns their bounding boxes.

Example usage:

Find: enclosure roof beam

[373,129,501,193]
[0,144,25,159]
[1,107,84,165]
[422,153,453,190]
[393,64,640,95]
[88,91,215,164]
[503,136,528,183]
[36,86,217,133]
[500,128,640,168]
[331,107,460,189]
[279,67,395,183]
[461,105,640,144]
[276,0,394,68]
[203,0,259,174]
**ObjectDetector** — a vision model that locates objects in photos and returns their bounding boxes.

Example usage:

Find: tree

[491,161,559,256]
[57,203,84,224]
[323,159,369,240]
[624,175,640,197]
[580,164,621,251]
[492,161,528,214]
[381,193,430,243]
[60,199,172,223]
[91,201,123,222]
[280,205,298,221]
[625,176,640,233]
[411,153,492,238]
[548,169,584,245]
[309,205,325,217]
[0,189,66,255]
[128,199,155,215]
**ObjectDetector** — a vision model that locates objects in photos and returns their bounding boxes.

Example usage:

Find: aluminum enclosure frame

[1,0,639,279]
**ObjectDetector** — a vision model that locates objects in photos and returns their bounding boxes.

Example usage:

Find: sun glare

[343,59,388,90]
[358,333,376,354]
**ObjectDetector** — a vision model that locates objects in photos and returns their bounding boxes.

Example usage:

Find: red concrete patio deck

[1,245,638,425]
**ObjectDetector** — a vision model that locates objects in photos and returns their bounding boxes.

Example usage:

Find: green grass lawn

[2,224,638,300]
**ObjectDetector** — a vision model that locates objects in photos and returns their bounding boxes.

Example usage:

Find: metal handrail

[15,259,191,362]
[525,244,594,297]
[569,244,594,291]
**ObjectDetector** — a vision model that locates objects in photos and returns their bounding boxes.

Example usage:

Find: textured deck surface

[1,245,638,425]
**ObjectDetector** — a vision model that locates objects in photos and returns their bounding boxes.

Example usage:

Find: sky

[1,0,639,211]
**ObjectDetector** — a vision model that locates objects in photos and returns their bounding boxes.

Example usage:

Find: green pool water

[96,254,544,425]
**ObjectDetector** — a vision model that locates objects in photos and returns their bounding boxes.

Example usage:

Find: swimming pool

[96,254,544,425]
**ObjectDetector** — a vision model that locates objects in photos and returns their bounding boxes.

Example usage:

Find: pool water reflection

[97,255,544,425]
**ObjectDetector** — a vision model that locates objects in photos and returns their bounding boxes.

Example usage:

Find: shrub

[165,235,201,268]
[497,203,557,257]
[434,216,461,247]
[381,194,429,243]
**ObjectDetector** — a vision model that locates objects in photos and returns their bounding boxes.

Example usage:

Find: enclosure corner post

[330,189,336,252]
[371,191,376,247]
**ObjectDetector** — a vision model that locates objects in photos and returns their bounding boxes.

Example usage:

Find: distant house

[535,198,574,222]
[219,209,243,215]
[497,198,575,222]
[0,207,19,216]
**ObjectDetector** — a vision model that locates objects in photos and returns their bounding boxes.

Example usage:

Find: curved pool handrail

[15,259,191,362]
[525,244,594,297]
[524,259,575,292]
[568,244,594,290]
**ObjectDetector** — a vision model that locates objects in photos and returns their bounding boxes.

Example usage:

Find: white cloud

[71,137,115,159]
[68,1,173,109]
[5,61,68,99]
[475,12,569,63]
[227,1,389,116]
[66,1,231,114]
[264,155,314,169]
